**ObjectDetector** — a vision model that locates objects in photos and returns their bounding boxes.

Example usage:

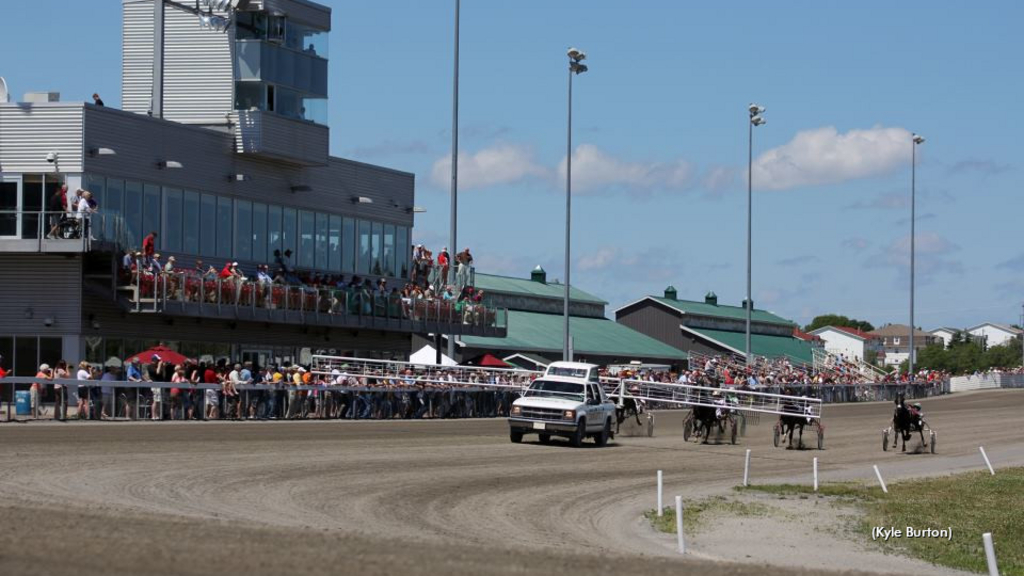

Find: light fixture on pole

[156,160,183,169]
[909,132,925,382]
[563,47,588,362]
[351,196,373,204]
[88,147,117,157]
[746,103,765,366]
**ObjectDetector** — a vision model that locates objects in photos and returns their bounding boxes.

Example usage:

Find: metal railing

[120,268,506,329]
[0,210,132,252]
[0,377,520,422]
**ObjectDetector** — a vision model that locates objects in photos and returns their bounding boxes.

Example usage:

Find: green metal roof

[475,273,608,305]
[650,297,794,326]
[459,310,687,361]
[686,326,813,365]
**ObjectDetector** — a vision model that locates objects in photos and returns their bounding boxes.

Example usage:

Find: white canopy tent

[410,344,458,367]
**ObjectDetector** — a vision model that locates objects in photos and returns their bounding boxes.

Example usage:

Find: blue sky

[2,1,1021,329]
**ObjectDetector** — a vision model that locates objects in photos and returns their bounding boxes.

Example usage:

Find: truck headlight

[564,410,575,420]
[511,406,521,415]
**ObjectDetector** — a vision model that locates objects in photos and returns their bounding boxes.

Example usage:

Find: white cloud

[752,125,912,191]
[577,247,619,272]
[429,144,547,190]
[557,144,695,194]
[869,232,963,280]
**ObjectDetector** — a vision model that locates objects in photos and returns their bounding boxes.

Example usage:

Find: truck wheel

[510,430,523,443]
[570,418,586,448]
[594,419,611,447]
[539,434,551,444]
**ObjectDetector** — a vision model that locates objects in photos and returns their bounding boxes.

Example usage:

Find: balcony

[230,110,329,167]
[0,211,121,254]
[117,270,507,338]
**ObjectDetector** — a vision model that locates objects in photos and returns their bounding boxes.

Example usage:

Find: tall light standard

[564,48,588,361]
[909,133,925,381]
[746,103,766,366]
[447,0,460,361]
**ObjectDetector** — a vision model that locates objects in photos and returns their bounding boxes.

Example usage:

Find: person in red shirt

[142,231,158,263]
[437,247,450,285]
[219,262,234,279]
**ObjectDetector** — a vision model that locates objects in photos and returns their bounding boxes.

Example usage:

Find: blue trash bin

[15,390,31,416]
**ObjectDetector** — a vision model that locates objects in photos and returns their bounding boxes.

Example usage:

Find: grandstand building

[615,287,814,366]
[415,267,688,369]
[0,0,504,376]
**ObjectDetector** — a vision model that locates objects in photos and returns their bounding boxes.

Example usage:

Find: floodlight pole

[909,134,923,382]
[746,113,753,367]
[447,0,460,362]
[563,60,574,362]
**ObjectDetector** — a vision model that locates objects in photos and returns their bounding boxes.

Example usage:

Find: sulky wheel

[730,418,738,445]
[683,414,693,442]
[647,413,655,437]
[773,422,781,448]
[817,424,824,450]
[882,428,890,452]
[930,430,936,454]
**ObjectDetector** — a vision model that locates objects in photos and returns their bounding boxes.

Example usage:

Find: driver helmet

[913,402,922,410]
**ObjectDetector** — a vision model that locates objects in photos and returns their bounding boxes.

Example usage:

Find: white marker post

[675,495,685,554]
[813,457,819,492]
[743,449,751,487]
[657,470,664,516]
[980,447,995,476]
[873,464,888,494]
[982,533,999,576]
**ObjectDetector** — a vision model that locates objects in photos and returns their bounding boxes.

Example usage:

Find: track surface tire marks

[0,389,1021,576]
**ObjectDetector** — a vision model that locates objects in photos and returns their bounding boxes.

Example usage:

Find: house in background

[615,288,814,365]
[929,327,986,349]
[807,326,878,362]
[869,324,941,367]
[967,323,1023,348]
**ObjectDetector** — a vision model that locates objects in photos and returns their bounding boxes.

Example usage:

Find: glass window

[105,179,124,245]
[383,224,395,277]
[328,215,341,272]
[315,212,328,270]
[357,220,371,275]
[200,194,217,257]
[235,81,265,111]
[267,205,282,260]
[124,181,143,249]
[234,200,253,261]
[143,184,161,250]
[183,190,200,255]
[234,11,267,40]
[396,226,408,279]
[342,217,355,273]
[14,336,39,377]
[298,210,315,269]
[162,188,183,253]
[22,175,43,240]
[216,196,233,258]
[252,202,267,263]
[371,221,383,276]
[282,207,296,259]
[83,175,105,240]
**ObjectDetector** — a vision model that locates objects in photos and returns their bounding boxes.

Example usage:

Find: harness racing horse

[777,396,811,449]
[889,393,930,452]
[615,396,644,434]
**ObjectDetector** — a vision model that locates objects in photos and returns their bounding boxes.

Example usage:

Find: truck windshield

[524,379,585,401]
[546,366,589,379]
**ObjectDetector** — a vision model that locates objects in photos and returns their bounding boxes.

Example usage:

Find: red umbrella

[464,353,511,368]
[125,345,191,366]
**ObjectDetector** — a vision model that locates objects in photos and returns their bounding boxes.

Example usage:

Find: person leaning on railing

[33,363,52,419]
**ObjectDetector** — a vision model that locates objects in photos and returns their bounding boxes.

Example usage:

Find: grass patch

[644,495,774,535]
[737,467,1024,575]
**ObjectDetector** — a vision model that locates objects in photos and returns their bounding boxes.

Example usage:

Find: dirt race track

[0,389,1022,576]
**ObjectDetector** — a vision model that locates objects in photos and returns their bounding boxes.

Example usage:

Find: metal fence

[0,377,519,422]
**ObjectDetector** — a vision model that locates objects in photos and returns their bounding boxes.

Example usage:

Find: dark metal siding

[83,297,410,354]
[0,254,83,334]
[615,302,685,351]
[81,105,414,225]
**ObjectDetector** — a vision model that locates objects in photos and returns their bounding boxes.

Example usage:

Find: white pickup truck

[507,361,616,447]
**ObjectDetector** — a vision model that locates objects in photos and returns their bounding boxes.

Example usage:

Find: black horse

[778,399,808,449]
[891,393,928,452]
[615,396,644,434]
